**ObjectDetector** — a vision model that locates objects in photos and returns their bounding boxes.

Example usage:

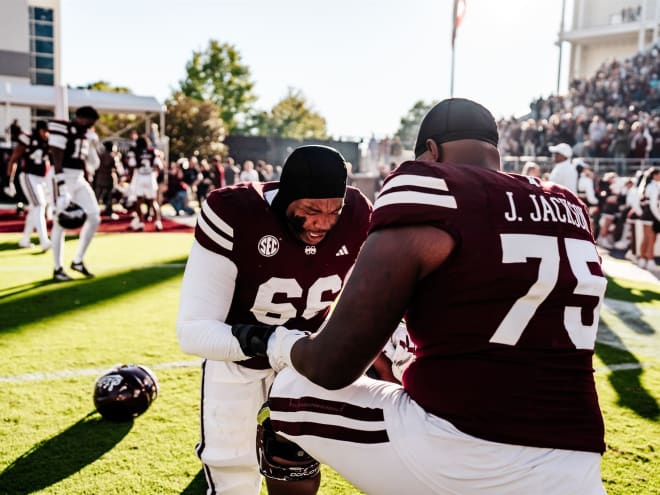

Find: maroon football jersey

[372,161,606,453]
[47,119,90,170]
[17,131,50,177]
[195,182,372,368]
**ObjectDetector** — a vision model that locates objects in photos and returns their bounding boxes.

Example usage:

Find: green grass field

[0,231,658,494]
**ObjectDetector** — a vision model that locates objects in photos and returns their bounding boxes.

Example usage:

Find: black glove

[232,323,278,357]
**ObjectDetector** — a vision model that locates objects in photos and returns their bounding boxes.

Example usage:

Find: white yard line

[0,360,201,383]
[0,263,186,272]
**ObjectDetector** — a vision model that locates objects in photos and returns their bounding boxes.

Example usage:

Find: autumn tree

[249,88,328,140]
[178,40,256,133]
[165,92,226,159]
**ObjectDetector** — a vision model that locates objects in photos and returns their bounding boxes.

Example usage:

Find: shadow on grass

[0,241,22,252]
[596,322,659,421]
[0,255,188,334]
[0,280,56,300]
[605,276,660,303]
[0,235,82,256]
[180,469,207,495]
[0,413,132,494]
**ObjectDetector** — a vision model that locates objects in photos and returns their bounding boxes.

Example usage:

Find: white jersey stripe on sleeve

[197,214,233,251]
[379,174,450,194]
[374,190,457,210]
[202,200,234,238]
[48,134,67,150]
[47,122,68,134]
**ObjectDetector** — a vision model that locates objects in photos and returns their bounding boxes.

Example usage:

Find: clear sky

[61,0,572,140]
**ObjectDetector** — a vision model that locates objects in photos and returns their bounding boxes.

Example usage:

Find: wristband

[266,326,309,372]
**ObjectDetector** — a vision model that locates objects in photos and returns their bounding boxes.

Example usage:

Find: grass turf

[0,231,658,494]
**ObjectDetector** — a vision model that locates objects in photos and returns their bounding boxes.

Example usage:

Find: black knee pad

[256,402,320,481]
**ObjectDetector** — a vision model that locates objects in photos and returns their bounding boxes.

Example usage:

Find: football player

[177,145,372,495]
[48,106,100,281]
[125,136,164,231]
[4,120,52,251]
[238,99,608,495]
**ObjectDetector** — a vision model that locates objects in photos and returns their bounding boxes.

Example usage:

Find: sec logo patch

[258,235,280,257]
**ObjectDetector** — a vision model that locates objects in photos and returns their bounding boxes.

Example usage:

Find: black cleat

[53,267,73,282]
[70,261,94,278]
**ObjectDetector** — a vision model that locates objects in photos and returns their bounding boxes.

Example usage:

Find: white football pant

[270,368,606,495]
[18,172,50,248]
[51,169,100,269]
[199,360,274,495]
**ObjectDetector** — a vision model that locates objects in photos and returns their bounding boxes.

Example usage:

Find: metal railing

[501,156,660,176]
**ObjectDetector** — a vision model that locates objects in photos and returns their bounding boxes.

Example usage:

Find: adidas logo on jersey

[335,245,349,256]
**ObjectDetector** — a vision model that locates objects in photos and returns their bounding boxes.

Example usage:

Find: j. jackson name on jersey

[503,191,591,234]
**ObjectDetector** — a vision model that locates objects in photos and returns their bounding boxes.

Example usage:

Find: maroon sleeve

[194,187,240,261]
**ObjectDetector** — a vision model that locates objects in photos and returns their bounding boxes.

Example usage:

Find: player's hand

[266,326,310,372]
[231,323,278,357]
[3,183,16,198]
[56,191,72,213]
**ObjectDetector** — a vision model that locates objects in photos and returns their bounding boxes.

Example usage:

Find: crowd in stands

[498,43,660,165]
[518,148,660,272]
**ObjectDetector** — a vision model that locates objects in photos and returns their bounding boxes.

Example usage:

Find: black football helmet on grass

[93,364,159,421]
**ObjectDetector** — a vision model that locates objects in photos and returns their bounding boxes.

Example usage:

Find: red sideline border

[0,209,194,234]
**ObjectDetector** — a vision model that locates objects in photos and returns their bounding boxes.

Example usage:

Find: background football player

[4,120,52,251]
[49,106,101,281]
[177,145,372,495]
[237,98,608,495]
[125,136,164,231]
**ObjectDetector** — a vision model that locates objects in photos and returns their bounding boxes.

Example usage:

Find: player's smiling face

[286,197,344,245]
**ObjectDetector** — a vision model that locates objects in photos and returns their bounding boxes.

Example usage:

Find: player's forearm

[177,241,242,361]
[177,318,247,361]
[289,334,368,389]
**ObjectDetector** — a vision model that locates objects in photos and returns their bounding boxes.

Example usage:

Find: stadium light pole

[556,0,567,95]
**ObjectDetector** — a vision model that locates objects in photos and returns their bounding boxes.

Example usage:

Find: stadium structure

[561,0,660,80]
[0,0,162,146]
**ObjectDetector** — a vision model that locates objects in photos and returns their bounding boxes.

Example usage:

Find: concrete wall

[0,0,30,53]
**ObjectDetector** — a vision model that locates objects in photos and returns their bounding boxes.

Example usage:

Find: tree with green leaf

[396,100,437,149]
[165,92,226,159]
[249,88,328,140]
[178,40,256,133]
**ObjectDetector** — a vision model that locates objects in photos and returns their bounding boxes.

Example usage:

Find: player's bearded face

[286,198,344,245]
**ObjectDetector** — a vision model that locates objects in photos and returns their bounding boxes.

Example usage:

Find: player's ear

[426,139,442,162]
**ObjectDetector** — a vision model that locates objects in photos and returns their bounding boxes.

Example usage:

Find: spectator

[8,118,21,148]
[165,159,194,216]
[195,159,215,204]
[210,155,225,189]
[223,156,239,185]
[548,142,578,193]
[638,167,660,270]
[239,159,259,182]
[521,161,541,177]
[94,141,122,218]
